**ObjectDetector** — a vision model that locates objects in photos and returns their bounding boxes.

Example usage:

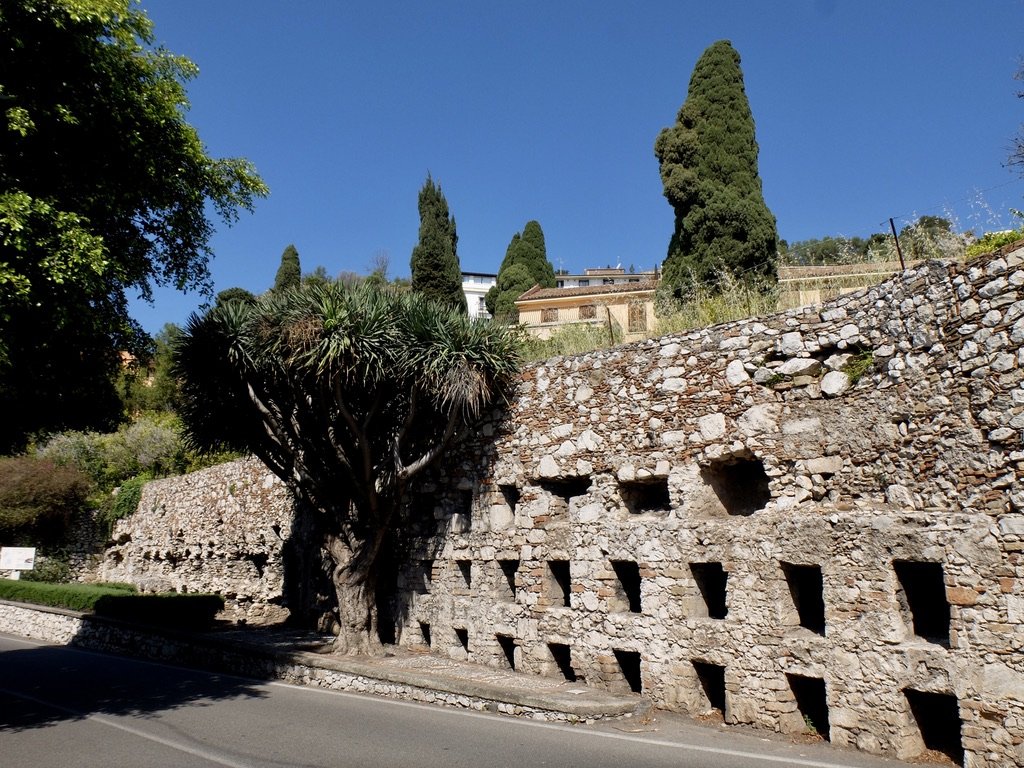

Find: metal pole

[889,218,906,271]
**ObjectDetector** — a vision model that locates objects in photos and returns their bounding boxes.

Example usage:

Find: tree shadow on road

[0,642,268,732]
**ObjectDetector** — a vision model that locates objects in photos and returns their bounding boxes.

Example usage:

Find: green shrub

[0,456,92,545]
[21,554,73,583]
[98,474,148,533]
[0,579,223,628]
[93,593,224,629]
[0,579,128,612]
[656,274,777,336]
[966,229,1024,259]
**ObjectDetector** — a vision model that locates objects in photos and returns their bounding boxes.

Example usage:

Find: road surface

[0,633,909,768]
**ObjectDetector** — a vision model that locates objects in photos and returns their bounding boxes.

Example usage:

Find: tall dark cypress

[654,40,777,293]
[485,220,556,319]
[410,176,466,312]
[273,244,301,292]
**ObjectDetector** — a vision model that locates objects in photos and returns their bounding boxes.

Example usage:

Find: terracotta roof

[516,280,658,302]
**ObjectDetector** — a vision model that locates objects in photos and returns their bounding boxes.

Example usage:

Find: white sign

[0,547,36,571]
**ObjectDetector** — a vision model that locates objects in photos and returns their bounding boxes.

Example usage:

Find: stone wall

[401,243,1024,767]
[98,457,295,624]
[100,243,1024,766]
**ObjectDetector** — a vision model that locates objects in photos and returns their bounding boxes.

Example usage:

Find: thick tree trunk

[325,532,383,655]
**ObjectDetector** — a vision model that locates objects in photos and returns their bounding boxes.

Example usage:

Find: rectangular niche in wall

[548,642,577,682]
[496,634,517,670]
[546,560,572,608]
[456,559,472,590]
[692,660,727,718]
[904,689,963,765]
[699,456,771,516]
[454,627,469,653]
[613,649,643,693]
[690,562,728,619]
[893,560,950,646]
[499,484,520,514]
[782,562,825,635]
[419,622,431,647]
[416,559,434,594]
[537,477,591,524]
[786,674,829,741]
[609,560,642,613]
[619,477,671,514]
[454,489,473,533]
[497,559,518,601]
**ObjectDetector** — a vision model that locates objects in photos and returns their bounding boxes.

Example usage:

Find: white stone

[839,323,860,340]
[662,378,688,392]
[805,456,843,475]
[698,413,727,441]
[820,370,851,397]
[778,358,822,377]
[537,456,560,478]
[574,385,593,402]
[725,359,749,386]
[779,332,804,355]
[738,404,779,435]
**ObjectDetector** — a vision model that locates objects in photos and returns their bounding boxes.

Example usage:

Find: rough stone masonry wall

[97,244,1024,766]
[401,243,1024,767]
[98,457,294,624]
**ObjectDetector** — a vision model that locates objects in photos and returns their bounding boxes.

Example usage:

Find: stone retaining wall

[98,457,295,624]
[99,244,1024,766]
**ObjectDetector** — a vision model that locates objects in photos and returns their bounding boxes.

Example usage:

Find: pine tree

[654,40,777,294]
[485,220,556,319]
[410,176,466,312]
[273,244,301,292]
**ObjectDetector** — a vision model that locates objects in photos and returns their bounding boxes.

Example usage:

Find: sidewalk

[203,623,643,722]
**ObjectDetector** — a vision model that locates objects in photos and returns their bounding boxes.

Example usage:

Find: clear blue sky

[131,0,1024,333]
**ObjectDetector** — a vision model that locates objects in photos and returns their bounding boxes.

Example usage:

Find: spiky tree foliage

[485,220,556,319]
[654,40,777,294]
[273,244,301,292]
[174,282,520,653]
[410,176,466,312]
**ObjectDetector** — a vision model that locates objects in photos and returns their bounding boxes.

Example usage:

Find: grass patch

[842,350,874,383]
[0,579,223,629]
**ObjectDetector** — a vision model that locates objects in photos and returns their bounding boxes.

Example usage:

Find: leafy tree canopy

[654,40,777,294]
[174,281,520,652]
[485,220,556,320]
[0,0,267,451]
[409,175,466,312]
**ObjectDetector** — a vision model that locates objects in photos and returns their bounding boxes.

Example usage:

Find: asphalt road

[0,633,910,768]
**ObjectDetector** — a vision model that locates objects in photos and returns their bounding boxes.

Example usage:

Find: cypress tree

[273,244,301,292]
[485,219,556,319]
[654,40,777,293]
[410,176,466,312]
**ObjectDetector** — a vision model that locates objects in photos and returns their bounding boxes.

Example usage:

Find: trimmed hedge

[0,579,223,629]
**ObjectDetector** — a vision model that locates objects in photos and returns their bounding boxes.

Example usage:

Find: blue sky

[132,0,1024,333]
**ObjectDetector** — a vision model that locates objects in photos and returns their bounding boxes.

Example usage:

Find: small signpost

[0,547,36,580]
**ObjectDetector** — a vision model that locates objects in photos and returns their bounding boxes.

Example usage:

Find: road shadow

[0,642,268,732]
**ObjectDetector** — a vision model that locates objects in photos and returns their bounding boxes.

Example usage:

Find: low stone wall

[0,601,618,723]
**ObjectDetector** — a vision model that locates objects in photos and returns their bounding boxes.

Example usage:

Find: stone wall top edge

[521,245,1023,372]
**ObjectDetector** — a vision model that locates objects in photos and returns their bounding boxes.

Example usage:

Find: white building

[554,266,658,289]
[462,272,497,318]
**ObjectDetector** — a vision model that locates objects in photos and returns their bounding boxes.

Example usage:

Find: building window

[603,277,615,285]
[579,304,597,320]
[628,300,647,333]
[542,308,558,323]
[578,279,589,287]
[556,280,564,288]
